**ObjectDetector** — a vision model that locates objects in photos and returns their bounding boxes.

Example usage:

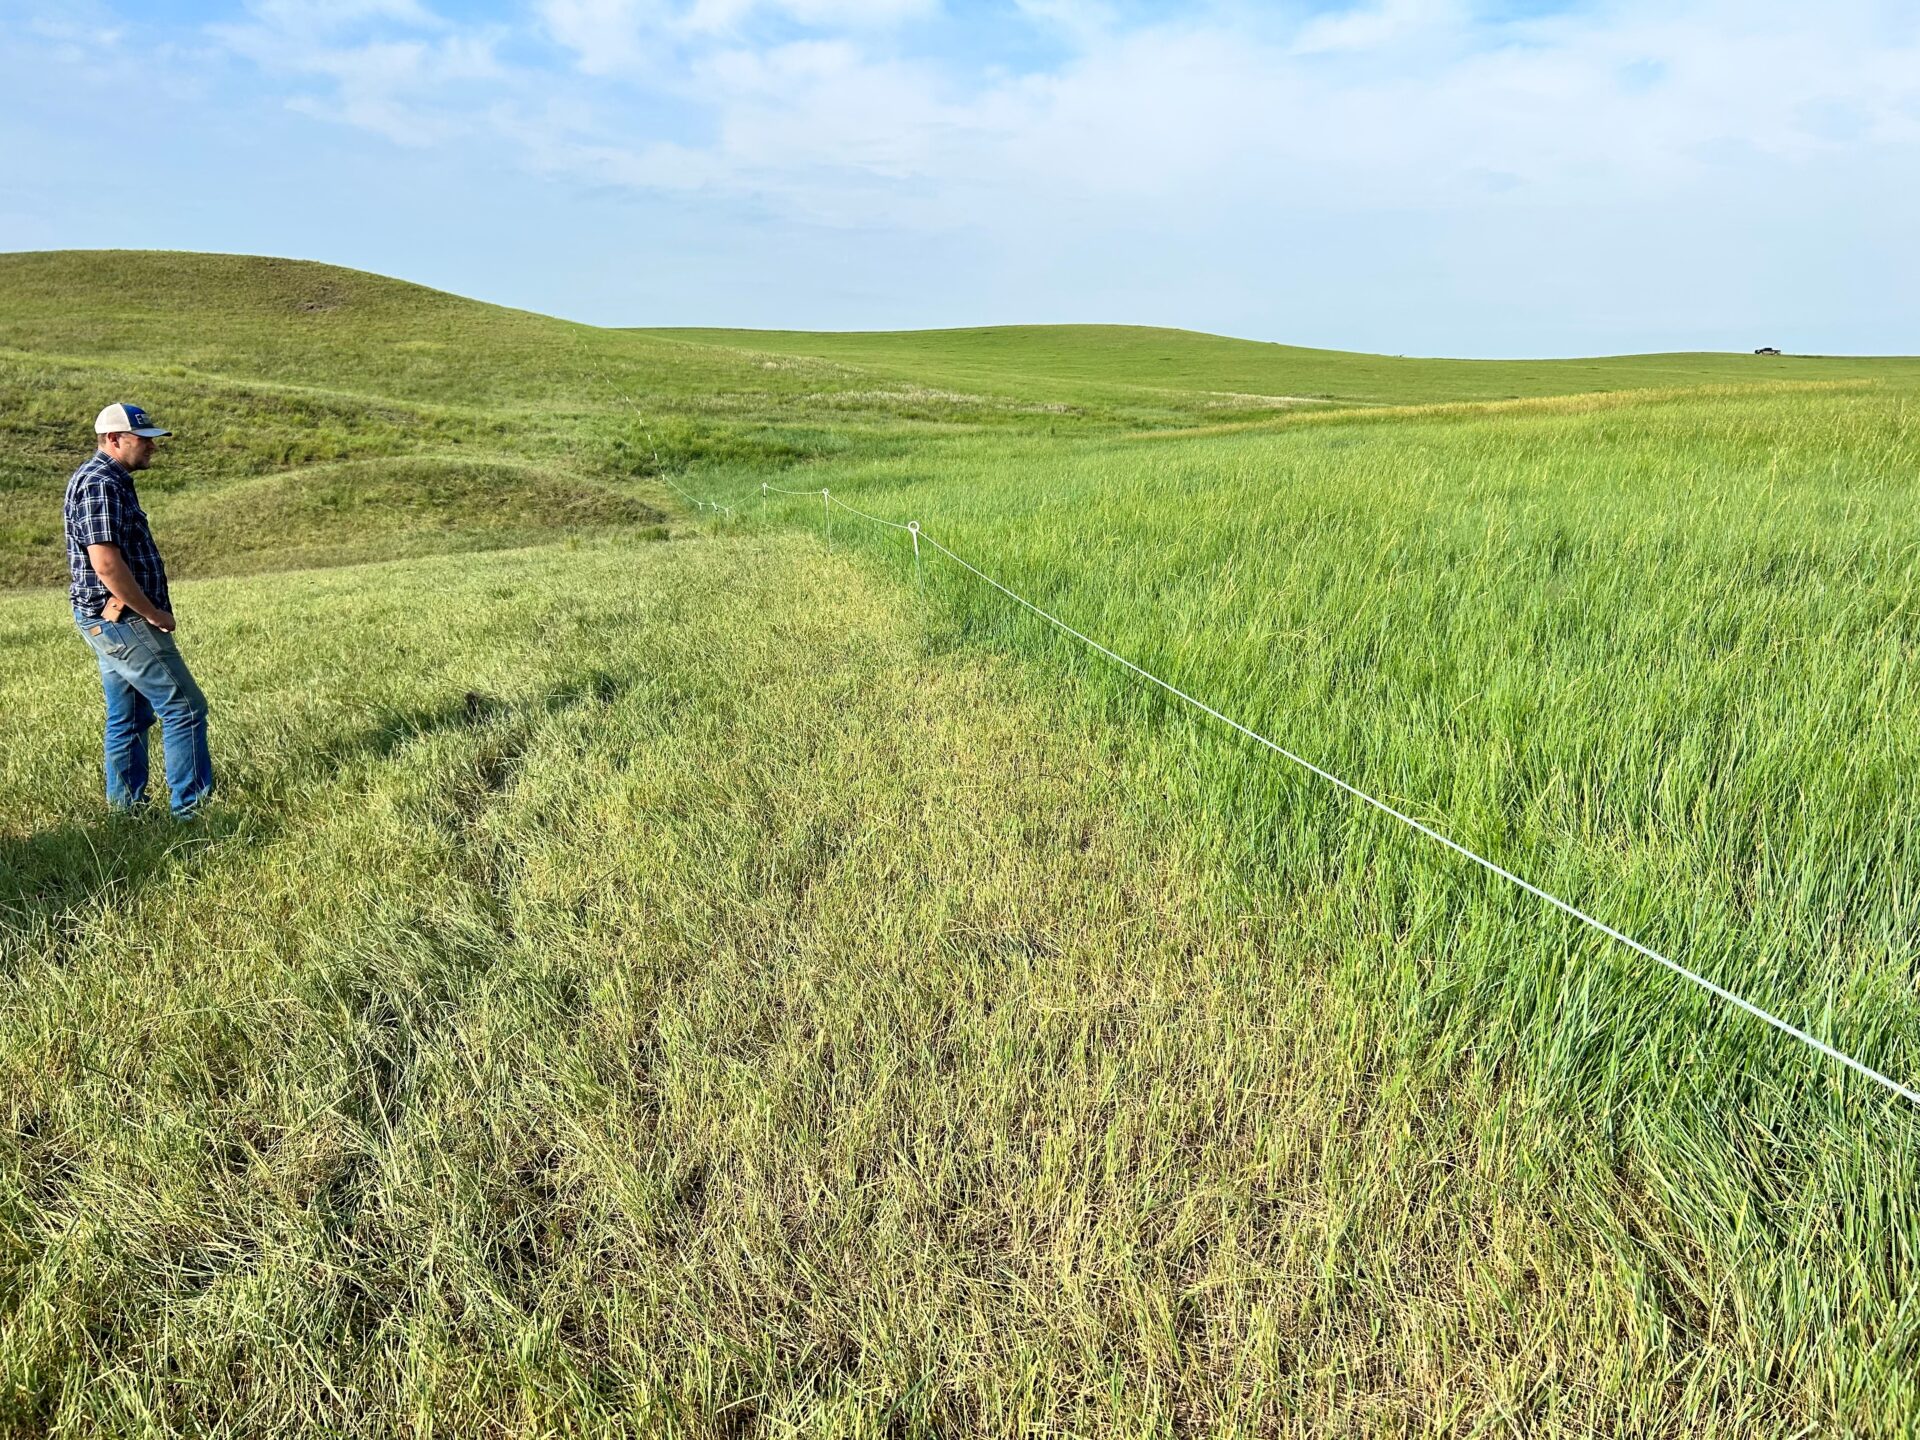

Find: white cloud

[537,0,670,76]
[210,0,507,146]
[511,0,1919,224]
[1289,0,1463,56]
[683,0,935,32]
[536,0,933,78]
[210,0,1920,267]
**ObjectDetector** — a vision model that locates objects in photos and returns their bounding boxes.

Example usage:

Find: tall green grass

[745,379,1920,1428]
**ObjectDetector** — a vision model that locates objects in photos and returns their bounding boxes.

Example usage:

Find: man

[65,403,214,819]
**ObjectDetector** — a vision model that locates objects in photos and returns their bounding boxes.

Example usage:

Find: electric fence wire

[584,365,737,516]
[760,482,1920,1110]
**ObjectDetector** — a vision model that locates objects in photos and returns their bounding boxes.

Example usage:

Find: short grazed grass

[5,249,1920,1435]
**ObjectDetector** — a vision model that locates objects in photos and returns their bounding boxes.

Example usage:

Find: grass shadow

[314,668,636,772]
[0,809,258,966]
[2,669,636,965]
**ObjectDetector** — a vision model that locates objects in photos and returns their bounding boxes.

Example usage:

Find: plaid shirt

[64,451,170,619]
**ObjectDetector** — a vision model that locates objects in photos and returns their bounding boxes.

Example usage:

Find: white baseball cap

[94,402,171,438]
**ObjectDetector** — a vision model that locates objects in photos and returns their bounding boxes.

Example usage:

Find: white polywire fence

[589,368,737,516]
[754,480,1920,1111]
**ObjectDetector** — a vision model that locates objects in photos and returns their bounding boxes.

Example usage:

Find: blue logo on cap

[125,404,150,426]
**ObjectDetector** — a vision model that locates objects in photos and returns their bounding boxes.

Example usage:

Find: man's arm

[86,543,176,632]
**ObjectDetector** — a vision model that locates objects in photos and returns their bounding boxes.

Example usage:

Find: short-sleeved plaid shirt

[64,451,170,619]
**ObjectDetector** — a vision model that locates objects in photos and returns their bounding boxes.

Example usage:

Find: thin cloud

[1289,0,1464,56]
[174,0,1920,348]
[212,0,1920,222]
[536,0,935,78]
[210,0,509,147]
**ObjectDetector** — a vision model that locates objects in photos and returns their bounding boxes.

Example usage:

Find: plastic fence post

[909,521,922,596]
[823,488,831,541]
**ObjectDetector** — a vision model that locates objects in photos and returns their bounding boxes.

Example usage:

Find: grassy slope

[650,322,1920,406]
[10,248,1910,589]
[6,250,1920,1434]
[0,252,684,587]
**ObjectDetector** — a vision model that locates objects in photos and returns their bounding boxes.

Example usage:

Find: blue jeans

[74,611,215,818]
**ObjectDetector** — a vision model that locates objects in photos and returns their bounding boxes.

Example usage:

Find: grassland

[651,323,1920,407]
[4,250,1920,1436]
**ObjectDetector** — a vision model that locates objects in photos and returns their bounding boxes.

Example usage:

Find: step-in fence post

[823,488,831,541]
[909,521,922,596]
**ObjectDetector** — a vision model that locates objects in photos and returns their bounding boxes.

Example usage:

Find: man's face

[104,432,158,470]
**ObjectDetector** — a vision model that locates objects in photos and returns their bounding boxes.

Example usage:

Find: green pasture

[1,536,1705,1437]
[650,324,1920,408]
[4,250,1920,1435]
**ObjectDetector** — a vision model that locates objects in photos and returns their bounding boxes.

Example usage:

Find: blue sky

[3,0,1916,355]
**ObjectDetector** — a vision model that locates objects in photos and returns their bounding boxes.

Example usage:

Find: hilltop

[10,248,1911,427]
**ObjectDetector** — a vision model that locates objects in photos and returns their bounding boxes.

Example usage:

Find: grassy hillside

[652,322,1920,406]
[0,251,682,588]
[0,249,645,407]
[8,251,1914,596]
[10,250,1913,592]
[6,250,1920,1435]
